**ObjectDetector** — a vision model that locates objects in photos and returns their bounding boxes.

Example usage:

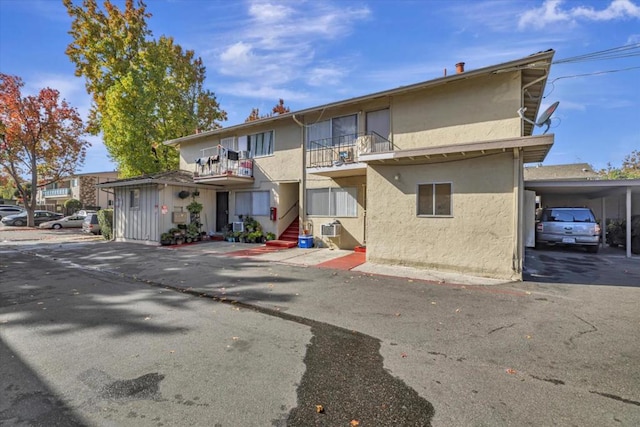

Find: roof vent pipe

[456,62,465,74]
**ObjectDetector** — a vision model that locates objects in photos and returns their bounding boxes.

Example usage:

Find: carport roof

[525,178,640,198]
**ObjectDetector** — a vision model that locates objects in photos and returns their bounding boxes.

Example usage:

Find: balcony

[306,132,393,177]
[42,188,71,198]
[193,154,254,185]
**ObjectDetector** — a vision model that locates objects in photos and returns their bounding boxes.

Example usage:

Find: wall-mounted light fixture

[394,173,401,181]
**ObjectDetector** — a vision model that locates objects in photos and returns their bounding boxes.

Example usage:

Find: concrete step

[265,240,298,248]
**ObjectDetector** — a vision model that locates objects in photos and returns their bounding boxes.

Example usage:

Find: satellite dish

[517,101,560,134]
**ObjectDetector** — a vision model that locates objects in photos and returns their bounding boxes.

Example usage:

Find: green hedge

[97,209,114,240]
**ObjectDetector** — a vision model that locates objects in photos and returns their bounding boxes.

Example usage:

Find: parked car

[0,205,25,219]
[82,213,101,235]
[1,210,64,226]
[39,214,87,229]
[535,207,601,253]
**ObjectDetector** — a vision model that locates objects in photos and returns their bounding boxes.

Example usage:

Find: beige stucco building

[102,50,559,280]
[37,171,119,214]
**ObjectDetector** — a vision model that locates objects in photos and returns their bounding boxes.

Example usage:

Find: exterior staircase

[266,218,299,248]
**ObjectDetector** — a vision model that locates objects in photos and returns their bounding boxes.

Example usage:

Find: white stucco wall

[366,153,519,279]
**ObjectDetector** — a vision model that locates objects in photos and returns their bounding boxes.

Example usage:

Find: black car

[1,210,64,226]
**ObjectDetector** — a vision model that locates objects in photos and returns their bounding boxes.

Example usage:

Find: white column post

[626,187,631,258]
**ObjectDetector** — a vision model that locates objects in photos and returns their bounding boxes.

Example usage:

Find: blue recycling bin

[298,235,314,248]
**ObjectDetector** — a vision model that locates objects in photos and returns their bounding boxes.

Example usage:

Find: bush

[97,209,113,240]
[64,198,82,214]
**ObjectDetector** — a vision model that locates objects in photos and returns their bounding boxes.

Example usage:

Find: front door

[216,191,229,232]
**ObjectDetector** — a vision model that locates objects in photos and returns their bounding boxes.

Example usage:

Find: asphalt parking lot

[524,244,640,287]
[1,225,639,426]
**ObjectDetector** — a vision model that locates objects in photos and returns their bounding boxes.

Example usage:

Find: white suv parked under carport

[535,207,601,253]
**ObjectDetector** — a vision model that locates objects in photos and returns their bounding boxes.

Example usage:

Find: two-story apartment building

[101,50,557,280]
[38,171,119,214]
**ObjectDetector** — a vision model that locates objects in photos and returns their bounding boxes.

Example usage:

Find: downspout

[294,114,307,235]
[512,148,523,279]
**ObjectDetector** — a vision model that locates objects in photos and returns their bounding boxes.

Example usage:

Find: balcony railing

[194,153,254,181]
[306,132,393,168]
[42,188,71,197]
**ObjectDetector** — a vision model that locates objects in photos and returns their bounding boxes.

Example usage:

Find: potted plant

[160,232,174,245]
[266,232,276,241]
[187,200,203,215]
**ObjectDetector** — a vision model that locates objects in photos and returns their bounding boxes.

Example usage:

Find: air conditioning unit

[321,223,341,237]
[238,150,251,159]
[232,221,245,232]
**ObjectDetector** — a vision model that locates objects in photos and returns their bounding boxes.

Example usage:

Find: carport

[525,179,640,257]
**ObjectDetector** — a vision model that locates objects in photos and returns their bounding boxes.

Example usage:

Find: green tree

[0,74,88,226]
[599,150,640,179]
[64,0,227,177]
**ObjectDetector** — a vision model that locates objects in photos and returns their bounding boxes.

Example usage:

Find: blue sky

[1,0,639,174]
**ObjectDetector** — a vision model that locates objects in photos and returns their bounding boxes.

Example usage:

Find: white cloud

[519,0,640,30]
[573,0,640,20]
[211,0,370,95]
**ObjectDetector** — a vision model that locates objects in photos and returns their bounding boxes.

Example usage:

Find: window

[220,137,238,151]
[130,189,140,209]
[247,131,274,157]
[235,191,269,216]
[71,178,79,187]
[306,114,357,148]
[366,109,390,140]
[417,183,451,216]
[307,187,357,217]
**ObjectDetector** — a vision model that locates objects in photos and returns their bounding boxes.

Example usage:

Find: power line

[553,43,640,64]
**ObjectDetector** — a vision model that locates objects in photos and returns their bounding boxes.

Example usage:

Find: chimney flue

[456,62,465,74]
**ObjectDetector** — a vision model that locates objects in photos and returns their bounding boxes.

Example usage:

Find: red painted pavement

[316,252,366,271]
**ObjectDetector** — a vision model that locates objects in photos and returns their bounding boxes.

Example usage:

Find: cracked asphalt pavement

[1,229,639,426]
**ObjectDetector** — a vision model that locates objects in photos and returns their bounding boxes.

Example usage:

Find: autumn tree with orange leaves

[245,99,291,122]
[0,73,88,226]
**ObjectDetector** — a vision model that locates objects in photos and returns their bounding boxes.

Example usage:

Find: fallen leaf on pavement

[315,404,324,413]
[401,352,408,358]
[506,368,517,374]
[350,420,360,426]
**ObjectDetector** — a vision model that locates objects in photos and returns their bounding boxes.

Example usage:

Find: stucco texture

[392,73,522,149]
[366,152,518,279]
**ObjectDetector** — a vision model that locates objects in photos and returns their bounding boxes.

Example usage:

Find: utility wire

[553,43,640,64]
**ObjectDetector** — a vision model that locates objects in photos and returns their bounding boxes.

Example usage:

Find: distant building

[524,163,599,181]
[37,171,119,213]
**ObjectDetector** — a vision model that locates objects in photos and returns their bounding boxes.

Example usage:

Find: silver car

[0,205,25,219]
[535,207,601,253]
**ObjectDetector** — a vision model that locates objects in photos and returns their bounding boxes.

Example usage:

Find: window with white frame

[129,189,140,209]
[306,187,357,217]
[235,191,270,216]
[417,183,452,216]
[247,131,274,157]
[306,114,357,148]
[220,136,238,151]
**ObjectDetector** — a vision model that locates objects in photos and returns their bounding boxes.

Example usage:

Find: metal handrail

[279,200,298,220]
[306,131,393,168]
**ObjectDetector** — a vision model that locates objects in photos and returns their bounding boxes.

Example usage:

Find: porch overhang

[357,134,554,166]
[193,174,255,185]
[307,162,367,178]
